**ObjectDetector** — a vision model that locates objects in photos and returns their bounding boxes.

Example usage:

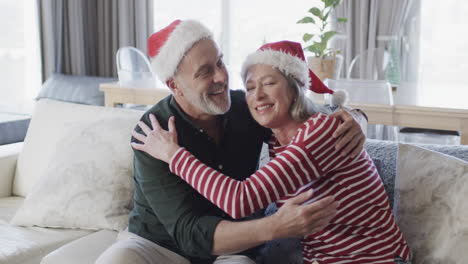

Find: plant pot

[307,56,339,81]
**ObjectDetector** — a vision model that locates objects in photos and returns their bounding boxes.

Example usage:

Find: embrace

[97,20,410,264]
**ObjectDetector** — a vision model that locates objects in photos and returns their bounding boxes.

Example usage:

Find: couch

[259,139,468,264]
[1,97,468,264]
[0,98,136,264]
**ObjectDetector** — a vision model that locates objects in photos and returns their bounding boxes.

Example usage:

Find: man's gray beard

[185,87,231,115]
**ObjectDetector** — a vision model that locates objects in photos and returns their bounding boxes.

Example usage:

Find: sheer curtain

[416,0,468,109]
[39,0,153,80]
[332,0,413,80]
[376,0,414,50]
[331,0,414,141]
[0,0,42,113]
[331,0,375,79]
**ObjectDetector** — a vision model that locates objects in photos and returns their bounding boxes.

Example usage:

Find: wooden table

[101,82,468,145]
[99,82,171,107]
[346,102,468,145]
[312,81,468,145]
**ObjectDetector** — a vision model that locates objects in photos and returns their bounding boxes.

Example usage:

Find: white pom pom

[331,89,348,107]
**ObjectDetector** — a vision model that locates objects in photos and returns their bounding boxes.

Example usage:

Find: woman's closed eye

[246,86,255,92]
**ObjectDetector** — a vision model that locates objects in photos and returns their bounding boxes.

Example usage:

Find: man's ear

[166,78,182,96]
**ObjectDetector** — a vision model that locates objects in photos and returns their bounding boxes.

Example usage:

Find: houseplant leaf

[308,7,322,19]
[337,17,348,23]
[303,33,314,42]
[321,31,337,43]
[324,0,335,8]
[316,42,327,55]
[306,44,322,57]
[323,10,331,22]
[297,16,315,24]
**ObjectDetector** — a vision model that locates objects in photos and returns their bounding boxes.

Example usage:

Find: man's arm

[212,190,338,255]
[134,148,339,257]
[133,148,223,258]
[330,108,368,158]
[349,108,368,135]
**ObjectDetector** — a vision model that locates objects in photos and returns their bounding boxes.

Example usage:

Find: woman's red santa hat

[241,40,347,107]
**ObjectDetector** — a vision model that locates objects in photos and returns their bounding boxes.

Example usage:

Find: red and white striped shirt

[170,113,410,264]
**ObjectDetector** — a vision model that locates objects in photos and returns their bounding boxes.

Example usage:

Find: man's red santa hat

[241,40,347,106]
[147,19,213,82]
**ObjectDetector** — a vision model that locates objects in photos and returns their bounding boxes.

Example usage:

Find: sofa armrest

[0,142,23,197]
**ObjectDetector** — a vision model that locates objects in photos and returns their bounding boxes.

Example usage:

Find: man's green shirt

[129,90,270,263]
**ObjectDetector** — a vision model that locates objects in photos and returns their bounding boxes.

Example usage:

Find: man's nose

[213,66,228,84]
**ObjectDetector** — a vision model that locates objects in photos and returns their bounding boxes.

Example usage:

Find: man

[97,20,366,264]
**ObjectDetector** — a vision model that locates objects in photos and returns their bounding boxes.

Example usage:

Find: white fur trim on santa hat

[241,49,311,91]
[331,89,348,107]
[151,20,213,82]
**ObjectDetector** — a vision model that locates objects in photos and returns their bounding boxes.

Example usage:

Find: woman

[132,41,410,264]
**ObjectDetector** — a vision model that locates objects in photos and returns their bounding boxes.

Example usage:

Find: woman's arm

[132,113,348,219]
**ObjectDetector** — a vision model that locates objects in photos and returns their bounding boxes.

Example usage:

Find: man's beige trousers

[95,229,256,264]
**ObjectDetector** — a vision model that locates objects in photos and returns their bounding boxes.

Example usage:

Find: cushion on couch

[0,196,91,264]
[0,142,23,198]
[364,139,468,208]
[11,99,143,231]
[36,73,116,106]
[40,230,118,264]
[396,144,468,263]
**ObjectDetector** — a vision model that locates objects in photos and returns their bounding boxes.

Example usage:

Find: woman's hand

[131,114,180,163]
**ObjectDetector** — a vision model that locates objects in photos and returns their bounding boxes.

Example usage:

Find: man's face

[173,39,230,115]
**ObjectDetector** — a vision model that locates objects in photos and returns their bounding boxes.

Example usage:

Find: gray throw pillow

[36,73,116,106]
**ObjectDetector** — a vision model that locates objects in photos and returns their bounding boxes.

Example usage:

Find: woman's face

[244,64,295,129]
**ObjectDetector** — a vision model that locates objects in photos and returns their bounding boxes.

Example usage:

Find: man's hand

[212,190,338,255]
[330,109,366,158]
[268,190,339,239]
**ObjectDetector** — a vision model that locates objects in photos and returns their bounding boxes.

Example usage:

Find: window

[227,0,322,90]
[0,0,42,113]
[416,1,468,108]
[153,1,223,45]
[153,0,321,90]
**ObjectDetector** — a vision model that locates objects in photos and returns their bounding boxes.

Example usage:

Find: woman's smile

[255,103,274,113]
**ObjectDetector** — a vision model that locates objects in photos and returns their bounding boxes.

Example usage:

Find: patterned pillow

[396,144,468,263]
[11,99,143,230]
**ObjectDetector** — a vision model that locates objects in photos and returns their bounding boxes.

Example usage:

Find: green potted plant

[297,0,347,80]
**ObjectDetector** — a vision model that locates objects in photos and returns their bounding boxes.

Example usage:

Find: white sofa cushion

[41,230,118,264]
[11,99,143,230]
[0,196,91,264]
[0,196,24,223]
[396,143,468,263]
[0,142,23,197]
